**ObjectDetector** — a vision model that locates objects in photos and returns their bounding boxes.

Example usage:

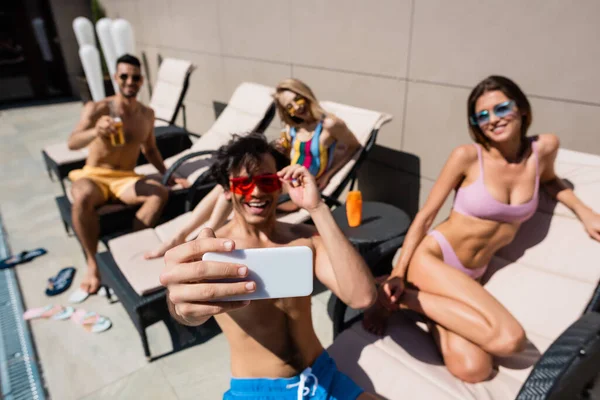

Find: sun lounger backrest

[150,58,193,126]
[190,82,275,151]
[319,100,392,196]
[537,148,600,219]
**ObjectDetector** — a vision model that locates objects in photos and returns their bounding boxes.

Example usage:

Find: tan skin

[67,62,186,294]
[363,90,600,383]
[143,89,361,259]
[161,157,379,398]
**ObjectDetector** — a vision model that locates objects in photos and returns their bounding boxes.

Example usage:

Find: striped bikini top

[289,120,336,179]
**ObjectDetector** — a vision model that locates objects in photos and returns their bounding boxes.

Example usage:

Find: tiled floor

[0,101,336,400]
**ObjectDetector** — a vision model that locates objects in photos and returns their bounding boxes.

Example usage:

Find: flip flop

[52,306,75,320]
[0,248,47,270]
[68,286,115,304]
[71,309,112,333]
[23,305,74,321]
[69,288,90,304]
[46,267,76,296]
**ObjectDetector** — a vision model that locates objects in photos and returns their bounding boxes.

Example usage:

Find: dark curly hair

[209,132,289,189]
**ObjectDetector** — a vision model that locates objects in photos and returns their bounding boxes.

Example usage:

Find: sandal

[68,286,115,304]
[0,248,47,270]
[71,309,112,333]
[23,305,75,321]
[46,267,76,296]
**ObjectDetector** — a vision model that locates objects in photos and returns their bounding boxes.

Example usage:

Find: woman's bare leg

[184,185,226,230]
[363,275,394,336]
[428,320,493,383]
[402,240,525,357]
[205,191,233,230]
[277,200,300,212]
[144,185,224,259]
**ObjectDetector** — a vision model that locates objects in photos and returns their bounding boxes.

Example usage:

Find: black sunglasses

[118,74,142,83]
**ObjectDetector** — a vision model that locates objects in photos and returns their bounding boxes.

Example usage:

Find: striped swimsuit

[289,121,336,179]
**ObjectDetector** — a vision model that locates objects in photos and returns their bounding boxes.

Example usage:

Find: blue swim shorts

[223,350,364,399]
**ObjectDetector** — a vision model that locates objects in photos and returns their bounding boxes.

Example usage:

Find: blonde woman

[145,78,360,259]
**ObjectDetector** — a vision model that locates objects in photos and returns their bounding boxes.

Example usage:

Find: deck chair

[93,101,391,359]
[55,82,276,242]
[42,58,196,196]
[327,147,600,400]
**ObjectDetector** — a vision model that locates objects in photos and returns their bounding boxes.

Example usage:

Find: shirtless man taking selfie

[68,54,183,296]
[161,133,380,399]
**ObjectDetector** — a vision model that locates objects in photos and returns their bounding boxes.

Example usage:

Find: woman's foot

[362,300,392,336]
[277,200,300,213]
[144,236,185,260]
[80,271,100,294]
[362,275,404,336]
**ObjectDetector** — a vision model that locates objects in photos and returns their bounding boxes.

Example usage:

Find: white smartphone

[202,246,314,301]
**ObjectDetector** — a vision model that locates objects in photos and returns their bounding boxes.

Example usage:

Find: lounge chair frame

[94,181,217,360]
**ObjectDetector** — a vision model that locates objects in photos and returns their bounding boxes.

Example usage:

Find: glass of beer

[275,130,290,153]
[109,101,125,147]
[346,190,363,227]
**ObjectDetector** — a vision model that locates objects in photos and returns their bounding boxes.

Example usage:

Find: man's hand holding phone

[160,228,254,326]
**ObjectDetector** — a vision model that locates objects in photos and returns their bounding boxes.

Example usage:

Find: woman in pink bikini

[363,75,600,383]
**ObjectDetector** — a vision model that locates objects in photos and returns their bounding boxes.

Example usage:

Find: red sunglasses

[229,174,282,198]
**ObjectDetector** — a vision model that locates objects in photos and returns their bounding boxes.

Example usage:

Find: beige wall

[101,0,600,219]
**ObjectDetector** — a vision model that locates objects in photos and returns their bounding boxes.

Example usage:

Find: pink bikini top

[453,141,540,224]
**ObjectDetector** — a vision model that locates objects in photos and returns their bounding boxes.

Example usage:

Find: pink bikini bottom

[428,230,487,280]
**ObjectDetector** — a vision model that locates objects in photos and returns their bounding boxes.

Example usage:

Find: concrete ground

[0,101,335,400]
[1,101,598,400]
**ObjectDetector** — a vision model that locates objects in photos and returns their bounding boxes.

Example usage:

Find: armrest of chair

[154,124,201,139]
[161,150,216,186]
[516,311,600,400]
[155,116,172,124]
[184,170,218,212]
[181,103,187,129]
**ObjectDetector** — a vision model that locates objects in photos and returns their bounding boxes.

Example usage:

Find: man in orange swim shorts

[67,54,185,296]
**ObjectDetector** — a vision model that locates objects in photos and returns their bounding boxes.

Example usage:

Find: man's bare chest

[121,115,151,143]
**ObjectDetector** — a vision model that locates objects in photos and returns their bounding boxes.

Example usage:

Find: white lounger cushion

[109,228,165,296]
[44,142,88,164]
[150,58,193,124]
